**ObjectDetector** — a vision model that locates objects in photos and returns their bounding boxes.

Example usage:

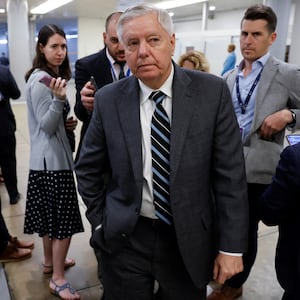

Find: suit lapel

[116,78,143,183]
[115,67,197,185]
[170,66,194,180]
[95,49,114,85]
[225,68,238,93]
[252,56,278,132]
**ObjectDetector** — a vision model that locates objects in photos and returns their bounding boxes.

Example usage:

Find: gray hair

[116,4,174,43]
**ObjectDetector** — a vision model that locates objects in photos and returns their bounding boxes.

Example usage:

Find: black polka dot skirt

[24,170,84,240]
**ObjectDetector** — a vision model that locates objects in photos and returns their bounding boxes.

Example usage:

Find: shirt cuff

[219,250,242,256]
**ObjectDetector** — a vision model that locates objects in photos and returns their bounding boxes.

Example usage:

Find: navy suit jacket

[260,143,300,293]
[0,65,20,136]
[74,48,113,139]
[75,63,249,288]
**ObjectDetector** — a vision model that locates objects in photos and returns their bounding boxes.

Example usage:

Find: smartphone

[286,134,300,145]
[39,75,53,87]
[90,76,98,90]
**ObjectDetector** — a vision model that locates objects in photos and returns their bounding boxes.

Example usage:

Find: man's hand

[259,109,293,139]
[80,81,96,112]
[65,116,78,131]
[212,253,244,284]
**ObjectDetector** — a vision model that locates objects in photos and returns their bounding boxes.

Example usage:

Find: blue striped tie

[150,90,172,225]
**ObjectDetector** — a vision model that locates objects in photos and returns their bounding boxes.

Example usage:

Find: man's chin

[116,55,126,62]
[139,73,161,87]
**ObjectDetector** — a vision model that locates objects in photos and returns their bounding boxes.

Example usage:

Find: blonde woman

[178,50,210,72]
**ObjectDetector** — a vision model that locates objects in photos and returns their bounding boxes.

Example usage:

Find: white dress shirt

[106,48,130,81]
[139,66,174,218]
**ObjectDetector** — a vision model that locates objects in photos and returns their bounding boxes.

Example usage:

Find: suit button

[121,233,127,238]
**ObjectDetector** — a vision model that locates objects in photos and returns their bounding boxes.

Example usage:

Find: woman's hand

[49,77,67,101]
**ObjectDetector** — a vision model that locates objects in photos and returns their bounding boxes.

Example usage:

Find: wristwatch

[288,110,296,128]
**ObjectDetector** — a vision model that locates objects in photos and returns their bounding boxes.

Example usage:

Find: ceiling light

[168,12,175,17]
[0,8,5,13]
[30,0,73,15]
[209,5,216,11]
[154,0,207,10]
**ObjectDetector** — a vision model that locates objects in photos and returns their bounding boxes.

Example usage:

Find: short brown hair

[242,4,277,33]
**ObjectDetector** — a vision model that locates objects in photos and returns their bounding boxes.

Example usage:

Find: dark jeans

[0,134,19,201]
[99,217,206,300]
[226,183,268,288]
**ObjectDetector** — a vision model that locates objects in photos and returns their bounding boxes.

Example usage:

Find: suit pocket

[90,224,112,254]
[90,224,104,249]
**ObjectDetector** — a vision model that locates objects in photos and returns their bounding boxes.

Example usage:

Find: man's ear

[270,32,277,45]
[170,33,176,55]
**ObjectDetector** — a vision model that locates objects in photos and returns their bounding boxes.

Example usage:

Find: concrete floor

[0,81,284,300]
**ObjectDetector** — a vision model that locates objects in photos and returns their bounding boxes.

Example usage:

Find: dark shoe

[10,193,20,205]
[207,284,243,300]
[0,242,32,263]
[10,236,34,249]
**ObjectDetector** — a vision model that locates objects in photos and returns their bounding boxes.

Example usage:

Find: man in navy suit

[75,4,248,300]
[74,11,130,160]
[0,64,21,205]
[260,142,300,300]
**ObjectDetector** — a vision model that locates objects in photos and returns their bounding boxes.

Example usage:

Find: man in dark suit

[75,4,248,300]
[74,11,130,160]
[209,5,300,300]
[0,64,21,205]
[260,142,300,300]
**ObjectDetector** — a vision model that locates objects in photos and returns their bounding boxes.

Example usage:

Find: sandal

[43,258,76,274]
[49,279,80,299]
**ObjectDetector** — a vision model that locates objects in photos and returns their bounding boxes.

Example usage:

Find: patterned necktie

[117,62,125,80]
[150,90,172,225]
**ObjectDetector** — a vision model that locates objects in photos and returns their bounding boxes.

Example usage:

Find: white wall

[77,17,105,58]
[76,9,246,74]
[173,9,245,75]
[76,4,299,74]
[289,0,300,64]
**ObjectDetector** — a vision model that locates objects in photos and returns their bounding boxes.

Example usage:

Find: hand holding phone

[90,76,98,91]
[39,75,53,87]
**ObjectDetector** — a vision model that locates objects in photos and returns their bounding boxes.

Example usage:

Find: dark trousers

[99,217,206,300]
[0,134,18,201]
[0,204,10,253]
[226,183,268,288]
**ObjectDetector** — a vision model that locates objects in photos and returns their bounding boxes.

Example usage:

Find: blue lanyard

[236,67,263,114]
[110,63,130,81]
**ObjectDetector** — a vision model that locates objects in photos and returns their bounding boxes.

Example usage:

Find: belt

[138,216,175,234]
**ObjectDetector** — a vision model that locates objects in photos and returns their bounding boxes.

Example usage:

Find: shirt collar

[139,64,174,104]
[106,47,115,66]
[238,52,270,72]
[106,47,127,68]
